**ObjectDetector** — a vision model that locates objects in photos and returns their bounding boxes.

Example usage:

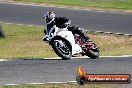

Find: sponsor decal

[76,66,131,85]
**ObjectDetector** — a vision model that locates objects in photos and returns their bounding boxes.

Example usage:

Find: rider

[43,11,89,42]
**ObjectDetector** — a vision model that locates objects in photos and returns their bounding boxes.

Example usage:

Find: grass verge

[0,23,57,59]
[14,0,132,10]
[0,23,132,59]
[0,83,117,88]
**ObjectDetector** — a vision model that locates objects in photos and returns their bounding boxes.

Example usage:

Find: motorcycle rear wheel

[86,43,99,59]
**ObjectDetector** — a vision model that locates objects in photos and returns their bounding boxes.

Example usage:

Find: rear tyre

[86,43,99,59]
[51,37,72,60]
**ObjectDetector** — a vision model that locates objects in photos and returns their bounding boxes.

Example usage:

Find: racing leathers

[43,17,89,41]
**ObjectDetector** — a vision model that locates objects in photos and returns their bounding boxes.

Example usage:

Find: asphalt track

[0,57,132,85]
[0,2,132,34]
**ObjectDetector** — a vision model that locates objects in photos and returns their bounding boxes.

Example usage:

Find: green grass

[14,0,132,10]
[0,83,115,88]
[0,23,56,59]
[0,23,132,59]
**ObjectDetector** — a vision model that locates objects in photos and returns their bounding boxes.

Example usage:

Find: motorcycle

[43,25,99,60]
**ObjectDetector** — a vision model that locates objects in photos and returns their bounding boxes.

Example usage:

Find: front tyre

[51,37,72,60]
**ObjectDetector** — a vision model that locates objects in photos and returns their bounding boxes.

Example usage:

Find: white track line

[28,81,77,85]
[100,55,132,58]
[5,84,19,86]
[4,79,132,85]
[0,55,131,61]
[4,81,77,86]
[3,81,76,86]
[0,59,8,61]
[44,55,132,60]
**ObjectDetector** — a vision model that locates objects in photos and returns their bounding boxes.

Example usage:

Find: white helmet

[44,12,55,24]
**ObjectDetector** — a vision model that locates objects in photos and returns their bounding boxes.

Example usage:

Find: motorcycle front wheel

[51,37,72,60]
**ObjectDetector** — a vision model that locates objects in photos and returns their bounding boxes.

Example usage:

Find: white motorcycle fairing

[45,25,82,55]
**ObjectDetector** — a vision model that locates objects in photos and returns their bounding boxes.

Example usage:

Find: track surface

[0,57,131,85]
[0,2,132,34]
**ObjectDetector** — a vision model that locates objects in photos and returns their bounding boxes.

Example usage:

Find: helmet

[44,12,55,24]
